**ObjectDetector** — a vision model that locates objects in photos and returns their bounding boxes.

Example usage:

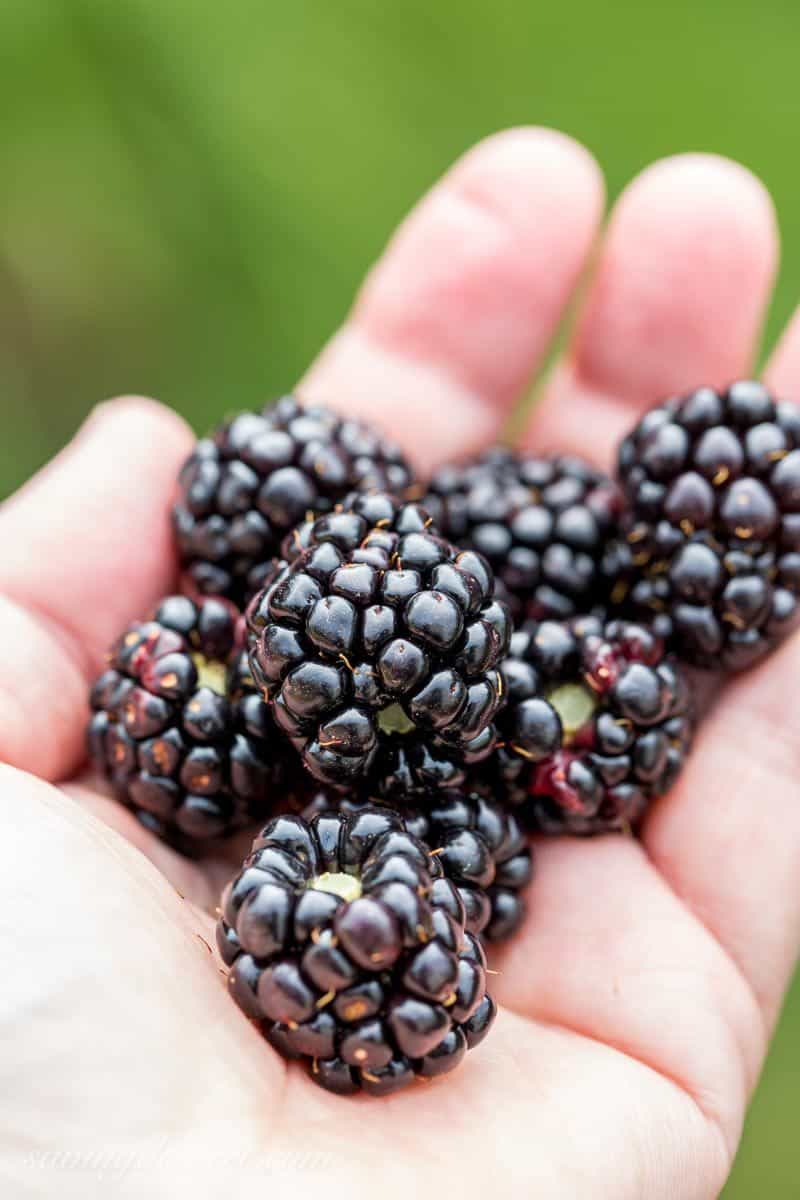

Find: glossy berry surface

[616,380,800,670]
[247,493,511,799]
[422,447,622,623]
[299,787,534,943]
[173,395,413,606]
[490,616,694,835]
[422,790,534,942]
[87,595,282,842]
[217,808,496,1095]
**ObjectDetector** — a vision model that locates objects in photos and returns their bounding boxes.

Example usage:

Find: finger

[525,154,778,465]
[639,300,800,1028]
[0,397,193,778]
[764,304,800,395]
[302,127,604,472]
[490,836,762,1164]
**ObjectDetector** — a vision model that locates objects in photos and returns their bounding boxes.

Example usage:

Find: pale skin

[1,127,799,1199]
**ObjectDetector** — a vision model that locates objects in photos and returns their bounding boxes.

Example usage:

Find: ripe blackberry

[88,596,283,842]
[422,447,622,623]
[616,380,800,670]
[299,787,534,943]
[247,492,511,800]
[173,395,413,606]
[490,616,693,835]
[422,790,533,942]
[217,808,496,1095]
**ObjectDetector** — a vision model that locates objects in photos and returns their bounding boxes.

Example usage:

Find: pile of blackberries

[89,381,800,1095]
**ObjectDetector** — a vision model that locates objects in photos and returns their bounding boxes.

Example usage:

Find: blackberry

[422,790,533,942]
[88,595,283,842]
[217,808,496,1095]
[616,380,800,670]
[173,395,413,607]
[490,616,693,835]
[422,447,622,623]
[299,787,534,942]
[247,492,511,800]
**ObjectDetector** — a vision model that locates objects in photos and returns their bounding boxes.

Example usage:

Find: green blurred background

[1,1,797,1190]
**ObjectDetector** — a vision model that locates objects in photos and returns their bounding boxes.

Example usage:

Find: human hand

[1,128,797,1199]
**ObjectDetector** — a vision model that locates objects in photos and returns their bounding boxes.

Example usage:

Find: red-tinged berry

[88,595,285,843]
[486,615,694,835]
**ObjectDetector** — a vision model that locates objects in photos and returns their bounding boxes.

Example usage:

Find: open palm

[2,128,798,1200]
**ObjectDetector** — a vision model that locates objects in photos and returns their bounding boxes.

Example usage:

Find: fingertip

[81,394,195,458]
[572,152,778,402]
[450,125,605,228]
[621,151,775,219]
[612,152,778,272]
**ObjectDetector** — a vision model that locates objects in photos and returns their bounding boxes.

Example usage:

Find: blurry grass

[0,2,797,1191]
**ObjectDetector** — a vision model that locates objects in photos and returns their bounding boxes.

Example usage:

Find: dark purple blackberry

[88,596,284,842]
[247,492,511,800]
[217,808,496,1095]
[616,380,800,671]
[489,616,694,835]
[173,395,413,607]
[299,787,533,943]
[422,447,622,623]
[422,790,533,942]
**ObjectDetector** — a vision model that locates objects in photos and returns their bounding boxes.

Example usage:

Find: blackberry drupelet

[217,808,496,1095]
[490,616,693,835]
[616,380,800,670]
[422,447,622,623]
[247,492,512,800]
[88,595,282,842]
[173,395,413,606]
[422,790,533,942]
[299,787,534,942]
